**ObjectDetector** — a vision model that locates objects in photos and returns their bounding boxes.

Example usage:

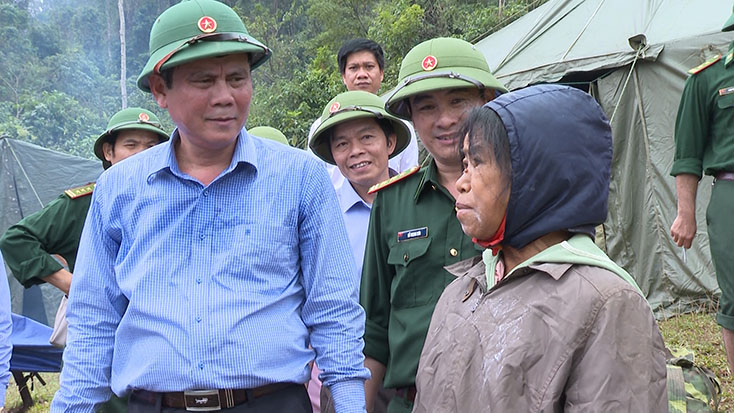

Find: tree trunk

[118,0,127,108]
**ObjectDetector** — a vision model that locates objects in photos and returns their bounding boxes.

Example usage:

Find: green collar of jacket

[483,233,643,296]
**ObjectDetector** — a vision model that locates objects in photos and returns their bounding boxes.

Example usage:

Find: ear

[102,141,115,163]
[149,74,169,109]
[386,132,397,156]
[341,72,348,88]
[379,68,384,84]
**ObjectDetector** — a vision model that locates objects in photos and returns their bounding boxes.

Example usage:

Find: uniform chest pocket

[717,89,734,109]
[387,237,444,308]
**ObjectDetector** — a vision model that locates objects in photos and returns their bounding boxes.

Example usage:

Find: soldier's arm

[670,174,699,249]
[0,194,85,289]
[364,356,386,413]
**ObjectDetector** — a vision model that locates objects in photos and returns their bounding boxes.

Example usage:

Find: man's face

[150,53,252,152]
[342,50,384,94]
[330,117,396,194]
[103,130,161,165]
[409,87,488,168]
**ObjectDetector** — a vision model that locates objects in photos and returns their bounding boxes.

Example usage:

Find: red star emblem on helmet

[422,55,438,71]
[197,16,217,33]
[138,112,150,122]
[329,102,341,113]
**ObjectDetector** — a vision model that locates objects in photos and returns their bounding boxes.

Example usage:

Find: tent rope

[609,44,645,124]
[6,140,45,209]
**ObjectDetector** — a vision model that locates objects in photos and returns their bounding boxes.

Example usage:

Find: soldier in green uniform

[0,107,168,412]
[670,8,734,374]
[360,37,507,413]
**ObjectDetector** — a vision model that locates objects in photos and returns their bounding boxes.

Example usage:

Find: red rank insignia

[329,102,341,113]
[198,16,217,33]
[422,55,437,71]
[138,112,150,122]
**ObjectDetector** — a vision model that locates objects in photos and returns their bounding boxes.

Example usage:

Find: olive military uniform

[671,43,734,330]
[0,185,93,287]
[360,159,481,412]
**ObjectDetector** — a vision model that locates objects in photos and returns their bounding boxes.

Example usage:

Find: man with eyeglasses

[359,37,507,413]
[50,1,369,412]
[0,107,168,412]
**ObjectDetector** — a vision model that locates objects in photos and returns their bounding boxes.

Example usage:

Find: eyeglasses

[325,105,385,120]
[153,32,270,74]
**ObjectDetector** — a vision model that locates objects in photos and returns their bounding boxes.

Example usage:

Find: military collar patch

[329,102,341,113]
[197,16,217,33]
[726,51,734,67]
[422,55,438,71]
[397,227,428,242]
[138,112,150,121]
[720,86,734,96]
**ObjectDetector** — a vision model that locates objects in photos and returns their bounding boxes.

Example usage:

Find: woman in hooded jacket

[412,84,667,413]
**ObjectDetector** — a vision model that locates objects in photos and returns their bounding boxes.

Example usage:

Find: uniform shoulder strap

[688,54,721,75]
[64,182,96,199]
[368,166,420,194]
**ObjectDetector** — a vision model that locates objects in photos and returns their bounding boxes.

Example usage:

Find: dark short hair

[337,38,385,75]
[458,106,512,192]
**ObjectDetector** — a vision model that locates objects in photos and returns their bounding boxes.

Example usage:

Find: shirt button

[199,233,205,240]
[203,190,209,197]
[196,316,202,323]
[196,277,202,284]
[450,248,458,257]
[431,184,437,191]
[198,362,204,370]
[404,253,409,262]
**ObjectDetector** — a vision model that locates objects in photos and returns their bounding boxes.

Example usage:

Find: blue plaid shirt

[52,131,369,412]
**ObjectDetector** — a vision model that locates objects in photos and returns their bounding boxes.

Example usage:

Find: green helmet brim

[385,68,508,119]
[137,37,270,92]
[93,122,169,163]
[310,109,411,165]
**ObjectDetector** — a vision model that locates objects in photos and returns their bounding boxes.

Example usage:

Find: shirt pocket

[387,237,436,308]
[717,90,734,109]
[215,222,298,292]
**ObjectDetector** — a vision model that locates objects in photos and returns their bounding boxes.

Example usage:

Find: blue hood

[485,84,612,250]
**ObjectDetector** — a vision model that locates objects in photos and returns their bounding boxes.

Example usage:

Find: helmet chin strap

[473,214,506,256]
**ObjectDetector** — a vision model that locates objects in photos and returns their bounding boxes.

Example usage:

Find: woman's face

[454,135,510,240]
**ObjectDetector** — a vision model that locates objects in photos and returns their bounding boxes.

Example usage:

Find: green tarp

[475,0,732,317]
[1,137,101,326]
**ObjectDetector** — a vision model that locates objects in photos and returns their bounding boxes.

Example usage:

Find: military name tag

[397,227,428,242]
[719,86,734,96]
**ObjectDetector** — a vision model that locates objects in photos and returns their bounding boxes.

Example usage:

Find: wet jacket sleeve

[360,193,391,365]
[0,195,86,288]
[564,288,668,412]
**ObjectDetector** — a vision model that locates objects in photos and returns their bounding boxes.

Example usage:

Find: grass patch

[2,312,730,412]
[659,312,732,412]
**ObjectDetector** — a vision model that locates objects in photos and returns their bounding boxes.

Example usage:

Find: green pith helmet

[137,0,271,92]
[248,126,290,146]
[94,108,169,169]
[385,37,508,119]
[310,90,411,165]
[724,4,734,31]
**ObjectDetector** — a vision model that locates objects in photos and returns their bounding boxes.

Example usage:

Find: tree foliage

[0,0,546,155]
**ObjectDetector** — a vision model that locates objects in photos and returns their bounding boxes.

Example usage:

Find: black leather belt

[130,382,294,411]
[715,171,734,181]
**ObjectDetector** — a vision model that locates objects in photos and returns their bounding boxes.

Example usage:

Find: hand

[671,213,696,249]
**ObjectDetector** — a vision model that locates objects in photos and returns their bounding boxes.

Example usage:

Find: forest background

[0,0,547,156]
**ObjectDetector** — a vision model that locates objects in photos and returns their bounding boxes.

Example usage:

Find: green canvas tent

[475,0,732,317]
[1,137,102,326]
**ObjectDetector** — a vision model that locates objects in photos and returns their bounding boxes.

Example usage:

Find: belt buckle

[183,389,221,411]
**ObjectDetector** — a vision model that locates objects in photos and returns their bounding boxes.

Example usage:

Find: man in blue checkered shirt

[51,1,369,412]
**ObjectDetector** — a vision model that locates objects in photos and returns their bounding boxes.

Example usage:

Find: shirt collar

[147,129,259,182]
[337,180,371,214]
[413,158,443,202]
